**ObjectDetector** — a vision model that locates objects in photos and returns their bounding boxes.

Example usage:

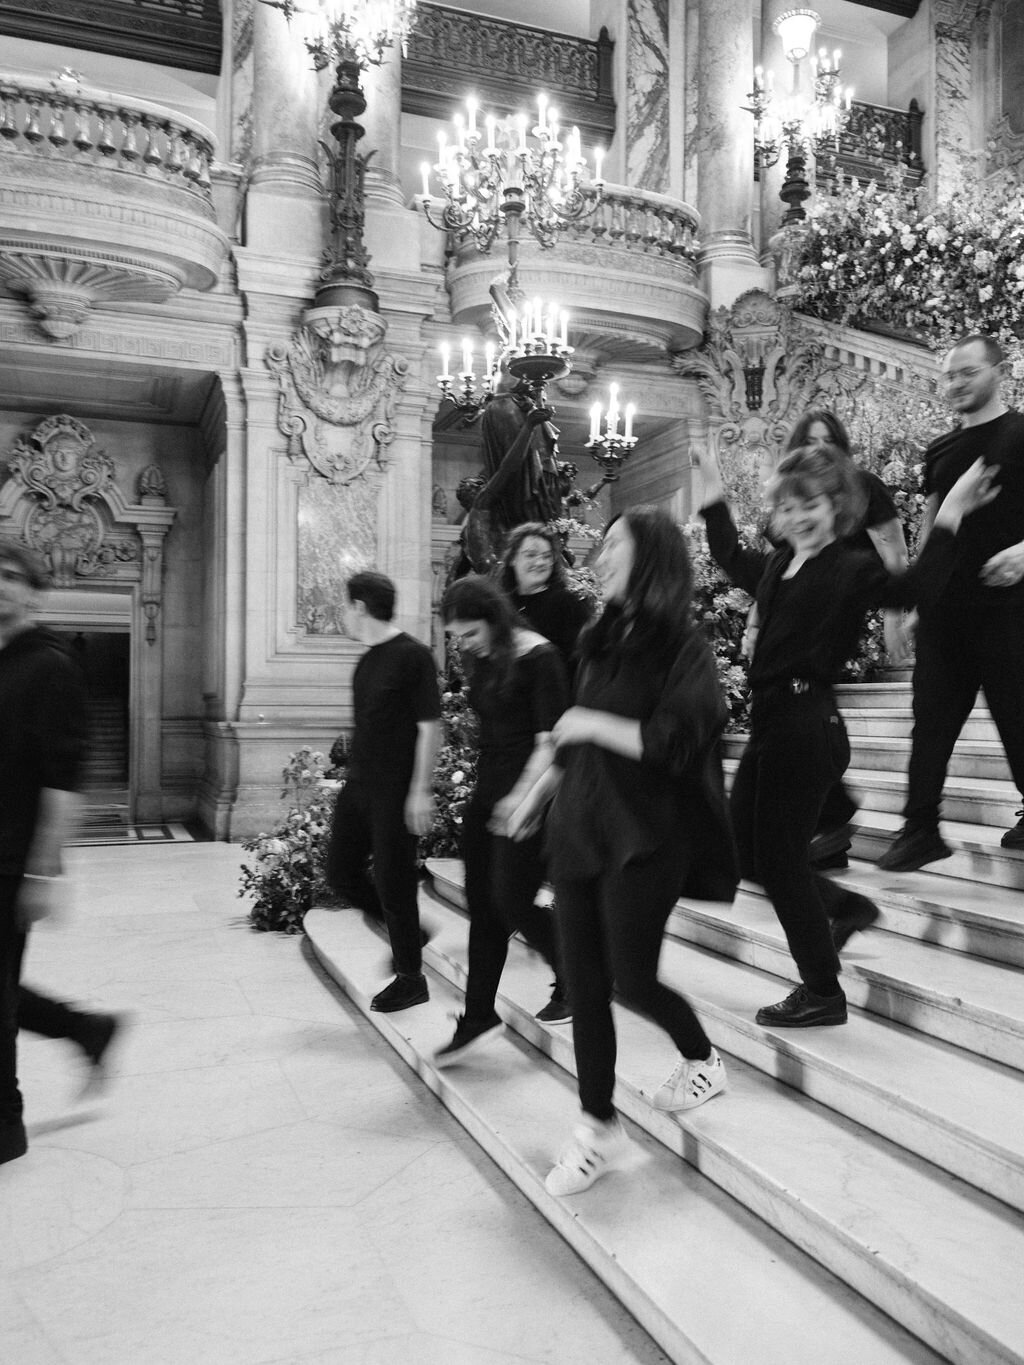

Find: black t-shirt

[346,632,441,788]
[850,469,899,557]
[0,627,87,876]
[923,409,1024,599]
[510,585,591,672]
[466,640,568,807]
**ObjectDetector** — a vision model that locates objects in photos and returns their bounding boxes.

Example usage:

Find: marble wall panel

[627,0,670,192]
[296,475,378,637]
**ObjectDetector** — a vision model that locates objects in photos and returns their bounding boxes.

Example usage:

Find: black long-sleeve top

[701,499,957,691]
[545,629,738,899]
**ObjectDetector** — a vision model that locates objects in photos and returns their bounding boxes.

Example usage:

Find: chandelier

[585,383,638,490]
[744,8,852,224]
[422,93,605,299]
[261,0,419,310]
[438,292,573,417]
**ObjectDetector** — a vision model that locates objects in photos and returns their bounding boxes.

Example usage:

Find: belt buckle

[790,678,810,695]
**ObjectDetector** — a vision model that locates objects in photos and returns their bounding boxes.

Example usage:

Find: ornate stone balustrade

[440,184,705,362]
[831,99,925,185]
[0,71,228,339]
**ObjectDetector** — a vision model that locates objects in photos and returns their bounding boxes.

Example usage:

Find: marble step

[427,859,1024,1071]
[305,904,1024,1365]
[838,709,999,743]
[726,735,1012,783]
[722,759,1020,830]
[847,808,1024,892]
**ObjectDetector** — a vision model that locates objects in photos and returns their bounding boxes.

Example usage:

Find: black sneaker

[1001,810,1024,849]
[371,974,428,1013]
[433,1012,504,1067]
[77,1012,126,1099]
[755,984,847,1028]
[830,893,880,953]
[876,826,951,873]
[535,983,572,1024]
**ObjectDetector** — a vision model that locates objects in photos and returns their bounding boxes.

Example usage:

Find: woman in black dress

[498,522,592,675]
[508,508,738,1196]
[433,575,570,1066]
[699,444,996,1029]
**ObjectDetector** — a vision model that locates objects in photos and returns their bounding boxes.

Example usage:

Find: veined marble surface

[627,0,670,193]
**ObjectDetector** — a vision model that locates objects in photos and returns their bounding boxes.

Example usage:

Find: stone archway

[0,414,176,821]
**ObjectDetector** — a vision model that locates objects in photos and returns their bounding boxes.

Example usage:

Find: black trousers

[325,780,423,977]
[555,843,711,1124]
[731,688,859,997]
[0,877,23,1128]
[906,595,1024,831]
[460,798,559,1024]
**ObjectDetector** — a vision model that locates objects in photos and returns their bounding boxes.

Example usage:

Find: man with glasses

[879,334,1024,871]
[0,539,120,1166]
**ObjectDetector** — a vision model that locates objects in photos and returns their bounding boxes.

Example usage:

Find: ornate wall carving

[266,305,409,486]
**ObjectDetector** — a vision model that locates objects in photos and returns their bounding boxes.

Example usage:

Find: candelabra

[744,8,852,224]
[422,93,604,300]
[261,0,419,310]
[584,383,637,491]
[437,294,573,420]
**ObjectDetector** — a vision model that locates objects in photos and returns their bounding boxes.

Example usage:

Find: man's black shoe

[1001,810,1024,849]
[812,850,849,871]
[371,974,428,1013]
[830,893,880,953]
[877,826,951,873]
[810,823,853,868]
[535,982,572,1024]
[78,1012,126,1099]
[755,984,847,1028]
[433,1012,504,1067]
[0,1120,27,1165]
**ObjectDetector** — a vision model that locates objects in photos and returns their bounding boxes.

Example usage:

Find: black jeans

[325,780,423,977]
[0,877,23,1128]
[555,843,711,1124]
[460,798,559,1024]
[731,688,856,997]
[906,595,1024,831]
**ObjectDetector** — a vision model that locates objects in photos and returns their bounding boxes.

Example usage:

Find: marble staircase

[305,679,1024,1365]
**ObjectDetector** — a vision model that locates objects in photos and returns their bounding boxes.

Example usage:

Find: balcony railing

[0,0,222,75]
[0,73,215,208]
[565,185,700,261]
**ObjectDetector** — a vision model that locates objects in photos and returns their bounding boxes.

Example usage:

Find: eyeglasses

[519,552,554,563]
[942,365,995,384]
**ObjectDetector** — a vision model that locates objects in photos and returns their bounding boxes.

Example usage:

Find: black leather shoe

[877,826,951,873]
[810,823,853,867]
[830,893,880,953]
[0,1120,28,1165]
[1001,811,1024,849]
[371,974,428,1013]
[756,984,847,1028]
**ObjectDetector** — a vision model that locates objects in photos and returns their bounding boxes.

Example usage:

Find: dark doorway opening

[56,630,131,823]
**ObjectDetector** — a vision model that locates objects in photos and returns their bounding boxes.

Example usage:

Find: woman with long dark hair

[699,444,996,1029]
[433,575,570,1066]
[508,508,738,1196]
[498,522,592,674]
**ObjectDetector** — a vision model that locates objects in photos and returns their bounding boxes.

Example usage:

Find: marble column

[696,0,766,307]
[626,0,671,193]
[931,0,982,200]
[245,0,323,255]
[758,0,792,250]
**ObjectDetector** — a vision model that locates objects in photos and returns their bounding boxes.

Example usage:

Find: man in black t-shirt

[879,335,1024,872]
[325,572,441,1011]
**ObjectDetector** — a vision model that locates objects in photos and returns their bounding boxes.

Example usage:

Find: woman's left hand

[551,707,596,749]
[487,793,521,836]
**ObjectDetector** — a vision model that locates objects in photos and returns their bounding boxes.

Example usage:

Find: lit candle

[754,65,763,92]
[834,48,841,67]
[569,126,581,166]
[439,342,450,379]
[521,303,532,343]
[484,341,495,385]
[559,310,568,348]
[766,69,775,96]
[420,162,431,198]
[845,87,853,108]
[466,97,478,139]
[537,92,548,131]
[462,339,473,376]
[508,311,517,353]
[548,108,559,140]
[545,305,557,346]
[594,146,605,184]
[453,111,466,150]
[533,297,543,342]
[607,383,619,437]
[485,114,496,153]
[589,403,601,442]
[623,403,636,443]
[517,115,527,153]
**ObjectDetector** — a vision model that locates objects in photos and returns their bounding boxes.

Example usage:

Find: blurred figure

[498,521,592,675]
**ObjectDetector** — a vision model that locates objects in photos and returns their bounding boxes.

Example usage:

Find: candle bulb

[508,311,517,353]
[589,403,601,442]
[533,296,543,342]
[754,64,763,91]
[466,97,478,139]
[623,404,636,443]
[537,92,548,131]
[485,114,496,153]
[517,115,527,153]
[461,340,473,376]
[559,310,568,348]
[545,306,556,347]
[439,343,450,380]
[420,162,431,198]
[594,146,605,184]
[484,342,495,387]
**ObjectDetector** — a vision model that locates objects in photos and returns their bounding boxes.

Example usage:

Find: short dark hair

[498,522,568,594]
[0,538,49,590]
[949,334,1005,367]
[786,409,853,457]
[766,444,867,539]
[346,570,395,621]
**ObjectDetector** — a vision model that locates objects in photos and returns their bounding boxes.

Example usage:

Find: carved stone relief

[266,304,409,486]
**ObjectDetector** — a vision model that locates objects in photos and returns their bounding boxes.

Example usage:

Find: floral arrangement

[793,167,1024,381]
[239,747,339,934]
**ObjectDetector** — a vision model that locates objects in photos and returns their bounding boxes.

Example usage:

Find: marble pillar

[696,0,766,307]
[931,0,982,200]
[757,0,792,251]
[245,0,323,255]
[626,0,670,192]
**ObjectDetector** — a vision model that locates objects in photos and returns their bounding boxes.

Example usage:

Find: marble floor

[0,844,670,1365]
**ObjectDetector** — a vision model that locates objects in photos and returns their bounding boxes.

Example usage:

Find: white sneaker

[652,1048,727,1112]
[544,1117,631,1196]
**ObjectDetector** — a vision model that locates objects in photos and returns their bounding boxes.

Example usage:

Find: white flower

[451,770,464,784]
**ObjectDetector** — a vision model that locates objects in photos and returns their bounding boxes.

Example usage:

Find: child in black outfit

[699,444,998,1028]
